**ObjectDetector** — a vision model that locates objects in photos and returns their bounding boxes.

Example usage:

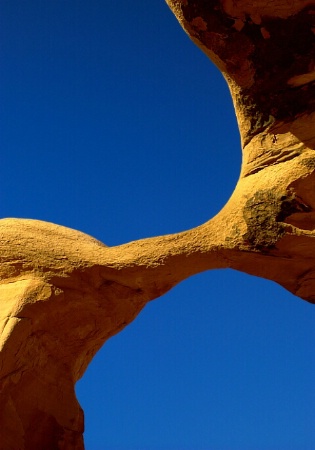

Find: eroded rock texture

[1,1,314,448]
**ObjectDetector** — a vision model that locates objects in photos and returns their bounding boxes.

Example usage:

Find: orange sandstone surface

[1,1,315,448]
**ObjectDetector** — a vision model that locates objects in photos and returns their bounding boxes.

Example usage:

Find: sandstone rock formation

[1,1,314,448]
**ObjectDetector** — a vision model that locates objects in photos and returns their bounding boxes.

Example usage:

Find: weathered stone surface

[0,218,228,449]
[1,1,314,448]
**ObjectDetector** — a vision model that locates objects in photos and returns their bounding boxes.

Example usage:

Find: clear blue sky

[1,1,315,449]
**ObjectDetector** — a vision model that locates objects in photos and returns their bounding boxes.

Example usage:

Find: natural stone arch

[1,1,314,448]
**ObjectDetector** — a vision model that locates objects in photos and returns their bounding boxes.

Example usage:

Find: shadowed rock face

[1,1,315,448]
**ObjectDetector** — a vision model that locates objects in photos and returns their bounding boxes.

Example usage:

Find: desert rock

[1,1,315,448]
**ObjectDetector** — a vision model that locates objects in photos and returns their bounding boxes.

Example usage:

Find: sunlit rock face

[0,219,147,450]
[1,1,315,448]
[0,217,224,449]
